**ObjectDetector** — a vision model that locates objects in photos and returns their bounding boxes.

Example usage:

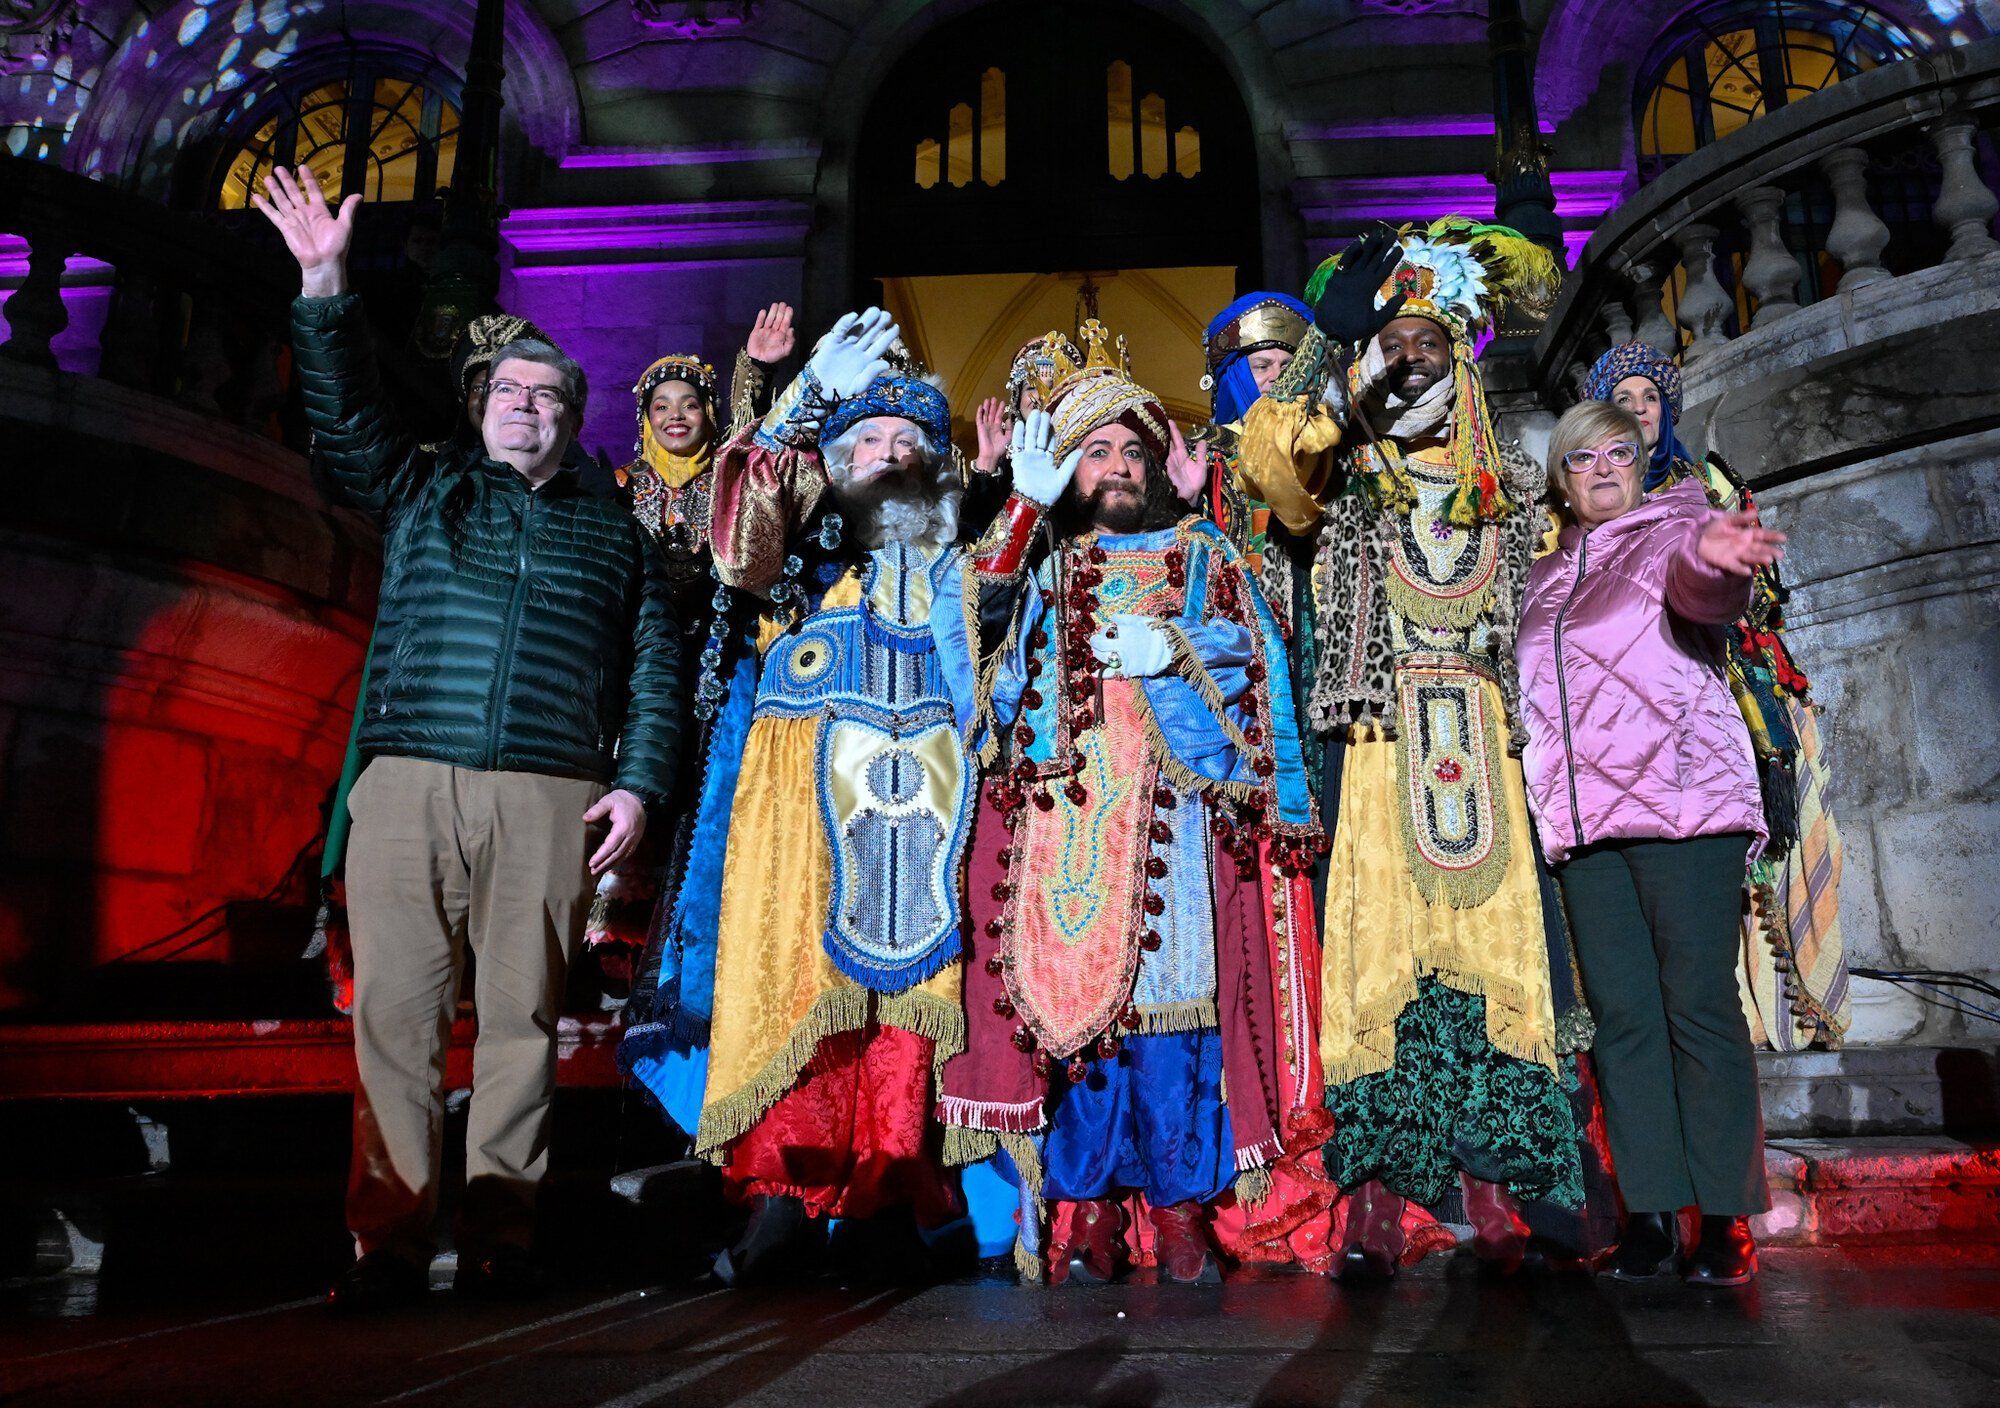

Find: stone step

[1755,1136,2000,1247]
[1757,1043,2000,1137]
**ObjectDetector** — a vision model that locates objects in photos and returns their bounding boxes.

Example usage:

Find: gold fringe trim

[1234,1166,1274,1209]
[1014,1234,1045,1285]
[1383,557,1497,633]
[1135,999,1218,1035]
[1137,696,1258,804]
[942,1125,995,1169]
[694,985,965,1159]
[1159,620,1254,756]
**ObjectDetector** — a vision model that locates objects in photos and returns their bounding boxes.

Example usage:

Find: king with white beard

[647,309,1077,1284]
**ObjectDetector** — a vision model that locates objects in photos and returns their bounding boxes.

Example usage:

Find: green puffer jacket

[293,294,681,806]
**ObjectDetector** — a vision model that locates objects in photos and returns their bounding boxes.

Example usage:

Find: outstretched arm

[1668,509,1784,624]
[255,165,424,513]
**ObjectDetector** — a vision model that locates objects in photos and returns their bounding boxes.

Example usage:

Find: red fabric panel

[723,1025,957,1224]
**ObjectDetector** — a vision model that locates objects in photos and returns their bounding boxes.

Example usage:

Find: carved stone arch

[804,0,1301,328]
[70,0,580,201]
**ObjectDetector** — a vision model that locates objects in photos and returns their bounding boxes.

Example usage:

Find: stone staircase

[1750,1045,2000,1248]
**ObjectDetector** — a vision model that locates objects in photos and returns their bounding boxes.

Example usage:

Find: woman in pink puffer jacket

[1517,401,1786,1289]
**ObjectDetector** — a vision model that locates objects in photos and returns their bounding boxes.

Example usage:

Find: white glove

[1088,613,1176,679]
[804,307,901,400]
[1008,409,1080,506]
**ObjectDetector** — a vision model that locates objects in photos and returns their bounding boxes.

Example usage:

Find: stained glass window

[218,71,460,210]
[1635,2,1915,182]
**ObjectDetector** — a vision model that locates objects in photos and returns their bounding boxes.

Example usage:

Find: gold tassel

[1234,1166,1275,1209]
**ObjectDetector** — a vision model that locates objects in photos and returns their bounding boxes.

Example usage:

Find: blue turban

[822,373,951,448]
[1585,342,1693,491]
[1203,292,1313,425]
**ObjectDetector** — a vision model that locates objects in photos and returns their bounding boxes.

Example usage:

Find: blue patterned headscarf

[823,373,951,447]
[1585,341,1692,490]
[1203,292,1313,425]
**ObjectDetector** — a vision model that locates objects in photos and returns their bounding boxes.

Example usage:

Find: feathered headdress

[1306,217,1561,344]
[1310,218,1562,525]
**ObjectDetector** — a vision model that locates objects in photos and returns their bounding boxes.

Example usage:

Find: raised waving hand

[248,165,359,298]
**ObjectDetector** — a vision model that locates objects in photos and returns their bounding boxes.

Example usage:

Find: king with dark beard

[941,322,1330,1285]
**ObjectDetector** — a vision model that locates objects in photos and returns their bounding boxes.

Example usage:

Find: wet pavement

[6,1247,1999,1407]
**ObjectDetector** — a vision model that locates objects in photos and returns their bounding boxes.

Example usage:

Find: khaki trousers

[343,756,605,1262]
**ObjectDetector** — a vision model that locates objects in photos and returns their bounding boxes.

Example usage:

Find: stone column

[1737,184,1801,327]
[1626,258,1679,354]
[1929,120,2000,263]
[1599,297,1635,347]
[0,227,69,368]
[1673,223,1733,362]
[1821,146,1891,292]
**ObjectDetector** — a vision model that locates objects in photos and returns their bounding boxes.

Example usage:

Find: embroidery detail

[1393,657,1511,908]
[1003,700,1157,1059]
[1385,460,1500,631]
[816,714,974,992]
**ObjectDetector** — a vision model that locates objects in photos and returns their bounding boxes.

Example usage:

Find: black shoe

[1683,1215,1757,1287]
[712,1195,824,1288]
[1607,1212,1680,1281]
[328,1251,428,1314]
[454,1245,549,1301]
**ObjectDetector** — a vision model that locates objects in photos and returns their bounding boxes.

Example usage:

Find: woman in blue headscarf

[1581,342,1851,1057]
[1582,341,1695,491]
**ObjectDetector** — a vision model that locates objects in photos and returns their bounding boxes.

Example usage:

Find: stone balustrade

[1535,37,2000,400]
[0,154,453,448]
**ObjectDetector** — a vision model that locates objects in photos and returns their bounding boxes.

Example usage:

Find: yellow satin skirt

[1319,705,1558,1087]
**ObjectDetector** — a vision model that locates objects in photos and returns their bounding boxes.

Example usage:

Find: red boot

[1148,1201,1221,1284]
[1052,1198,1126,1284]
[1336,1179,1407,1283]
[1462,1174,1530,1276]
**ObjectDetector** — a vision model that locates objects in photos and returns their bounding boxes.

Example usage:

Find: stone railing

[1534,37,2000,402]
[0,154,451,448]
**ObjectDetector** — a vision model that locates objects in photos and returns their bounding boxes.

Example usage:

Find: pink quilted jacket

[1516,478,1767,865]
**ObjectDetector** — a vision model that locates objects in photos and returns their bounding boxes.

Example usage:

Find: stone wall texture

[1681,256,2000,1043]
[0,364,377,1014]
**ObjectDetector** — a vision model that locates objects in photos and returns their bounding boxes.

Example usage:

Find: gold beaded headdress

[1041,319,1170,463]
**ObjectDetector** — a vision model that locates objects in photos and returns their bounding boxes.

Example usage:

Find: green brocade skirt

[1325,978,1584,1208]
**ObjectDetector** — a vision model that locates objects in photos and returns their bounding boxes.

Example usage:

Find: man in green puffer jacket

[253,166,682,1312]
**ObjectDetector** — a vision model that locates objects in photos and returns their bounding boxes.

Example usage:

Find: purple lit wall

[499,203,812,461]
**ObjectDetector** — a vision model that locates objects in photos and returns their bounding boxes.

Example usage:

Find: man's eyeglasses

[486,378,570,413]
[1562,441,1640,473]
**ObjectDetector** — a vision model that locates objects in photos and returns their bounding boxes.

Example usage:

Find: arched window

[214,62,460,211]
[1635,1,1917,182]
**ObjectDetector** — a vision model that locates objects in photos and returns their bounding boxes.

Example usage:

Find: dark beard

[1053,453,1185,538]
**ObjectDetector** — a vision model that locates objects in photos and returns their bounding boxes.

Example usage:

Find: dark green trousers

[1557,833,1770,1216]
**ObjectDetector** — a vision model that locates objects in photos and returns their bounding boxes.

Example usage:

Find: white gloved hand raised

[1006,409,1082,507]
[803,307,901,400]
[1088,613,1177,679]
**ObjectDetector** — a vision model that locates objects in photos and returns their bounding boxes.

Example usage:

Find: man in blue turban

[1186,293,1315,578]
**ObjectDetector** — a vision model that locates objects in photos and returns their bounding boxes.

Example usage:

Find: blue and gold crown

[823,373,951,446]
